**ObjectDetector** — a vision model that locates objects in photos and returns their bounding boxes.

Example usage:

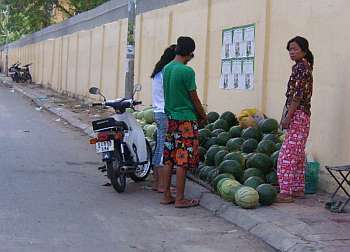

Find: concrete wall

[1,0,350,191]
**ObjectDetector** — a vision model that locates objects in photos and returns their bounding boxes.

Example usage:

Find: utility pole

[125,0,136,98]
[1,5,10,76]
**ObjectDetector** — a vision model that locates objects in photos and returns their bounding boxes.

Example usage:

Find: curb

[8,81,326,252]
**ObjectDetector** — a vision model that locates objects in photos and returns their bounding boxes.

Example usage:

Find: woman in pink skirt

[277,36,314,203]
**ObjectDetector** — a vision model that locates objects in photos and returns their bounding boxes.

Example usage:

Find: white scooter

[89,84,152,193]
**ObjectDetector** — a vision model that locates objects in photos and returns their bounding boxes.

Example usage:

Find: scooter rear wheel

[107,158,126,193]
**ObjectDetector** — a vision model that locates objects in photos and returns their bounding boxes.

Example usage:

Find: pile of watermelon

[130,107,157,150]
[194,110,283,209]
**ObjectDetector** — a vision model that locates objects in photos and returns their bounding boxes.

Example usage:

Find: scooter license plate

[96,140,114,153]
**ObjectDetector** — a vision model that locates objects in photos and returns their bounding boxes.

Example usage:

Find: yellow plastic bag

[238,108,265,128]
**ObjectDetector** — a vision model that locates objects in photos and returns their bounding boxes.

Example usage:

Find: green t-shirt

[163,61,197,121]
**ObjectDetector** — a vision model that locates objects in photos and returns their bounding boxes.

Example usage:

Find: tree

[0,0,108,46]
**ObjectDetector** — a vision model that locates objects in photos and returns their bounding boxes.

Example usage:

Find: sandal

[160,197,175,205]
[175,199,200,208]
[276,194,294,203]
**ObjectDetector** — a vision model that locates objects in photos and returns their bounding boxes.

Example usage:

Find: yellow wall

[1,0,350,191]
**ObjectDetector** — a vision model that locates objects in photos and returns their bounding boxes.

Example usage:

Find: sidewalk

[1,75,349,252]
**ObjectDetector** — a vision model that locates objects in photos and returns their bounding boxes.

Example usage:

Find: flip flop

[175,199,200,208]
[160,198,175,205]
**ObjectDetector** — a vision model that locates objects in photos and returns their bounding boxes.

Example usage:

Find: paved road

[0,84,274,252]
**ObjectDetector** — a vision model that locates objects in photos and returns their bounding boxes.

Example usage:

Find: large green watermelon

[206,168,219,183]
[235,186,260,209]
[262,133,278,143]
[229,126,243,138]
[214,150,229,167]
[271,150,280,169]
[275,143,282,150]
[204,137,218,149]
[143,109,154,124]
[246,153,273,174]
[206,123,215,131]
[256,184,277,206]
[244,176,265,189]
[212,173,235,191]
[211,129,225,137]
[231,185,244,204]
[216,178,232,194]
[241,127,262,141]
[207,112,220,123]
[219,179,241,202]
[136,111,144,120]
[146,125,157,138]
[220,111,238,127]
[243,168,265,182]
[241,138,259,153]
[199,146,206,162]
[198,166,214,181]
[218,160,243,182]
[260,118,279,134]
[223,152,245,167]
[205,146,224,166]
[266,171,278,185]
[213,119,229,131]
[199,129,212,144]
[256,140,276,156]
[226,138,244,152]
[217,132,231,146]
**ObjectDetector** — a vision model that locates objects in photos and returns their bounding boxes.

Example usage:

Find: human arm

[189,90,207,126]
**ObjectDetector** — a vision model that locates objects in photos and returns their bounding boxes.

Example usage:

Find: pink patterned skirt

[277,110,310,195]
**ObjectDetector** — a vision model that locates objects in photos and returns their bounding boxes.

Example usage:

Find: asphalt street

[0,84,274,252]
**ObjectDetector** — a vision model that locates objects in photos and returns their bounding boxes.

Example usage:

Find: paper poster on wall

[221,30,233,59]
[244,26,255,57]
[231,60,242,89]
[243,59,254,90]
[220,60,232,90]
[232,29,243,58]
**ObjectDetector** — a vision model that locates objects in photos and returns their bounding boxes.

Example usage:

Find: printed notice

[231,60,242,89]
[222,30,233,59]
[244,26,255,57]
[220,60,232,90]
[242,59,254,90]
[233,28,243,58]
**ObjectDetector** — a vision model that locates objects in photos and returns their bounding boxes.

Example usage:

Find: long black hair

[151,44,176,78]
[287,36,314,68]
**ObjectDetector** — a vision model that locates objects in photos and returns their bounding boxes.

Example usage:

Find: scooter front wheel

[130,139,152,182]
[107,160,126,193]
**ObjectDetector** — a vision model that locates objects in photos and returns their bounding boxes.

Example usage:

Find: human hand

[281,117,291,130]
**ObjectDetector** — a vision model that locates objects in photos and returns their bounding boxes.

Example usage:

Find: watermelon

[219,179,241,201]
[256,140,276,156]
[212,173,235,191]
[241,138,259,153]
[271,150,280,168]
[207,112,220,123]
[138,120,147,128]
[143,109,154,124]
[244,176,265,189]
[146,125,157,138]
[206,168,219,183]
[243,168,265,182]
[260,118,279,133]
[226,138,244,152]
[205,146,224,166]
[231,185,244,204]
[235,186,260,209]
[204,137,218,149]
[266,171,278,185]
[195,163,206,176]
[211,129,225,137]
[198,166,213,181]
[213,119,229,131]
[246,153,273,174]
[136,111,144,120]
[214,150,229,167]
[224,152,245,167]
[220,111,238,127]
[262,133,278,143]
[256,184,277,206]
[216,178,232,193]
[199,146,206,162]
[217,132,231,146]
[218,160,243,182]
[133,111,139,118]
[241,127,262,141]
[199,129,211,140]
[206,123,215,131]
[275,143,282,150]
[229,126,242,138]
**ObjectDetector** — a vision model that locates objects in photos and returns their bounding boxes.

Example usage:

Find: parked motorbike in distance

[8,62,32,84]
[89,84,152,193]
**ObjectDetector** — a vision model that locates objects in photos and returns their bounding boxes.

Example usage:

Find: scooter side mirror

[134,84,142,92]
[89,87,100,95]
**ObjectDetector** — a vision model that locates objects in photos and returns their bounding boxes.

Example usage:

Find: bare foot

[175,199,200,208]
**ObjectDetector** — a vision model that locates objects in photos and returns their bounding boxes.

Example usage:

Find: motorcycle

[8,62,32,83]
[88,84,152,193]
